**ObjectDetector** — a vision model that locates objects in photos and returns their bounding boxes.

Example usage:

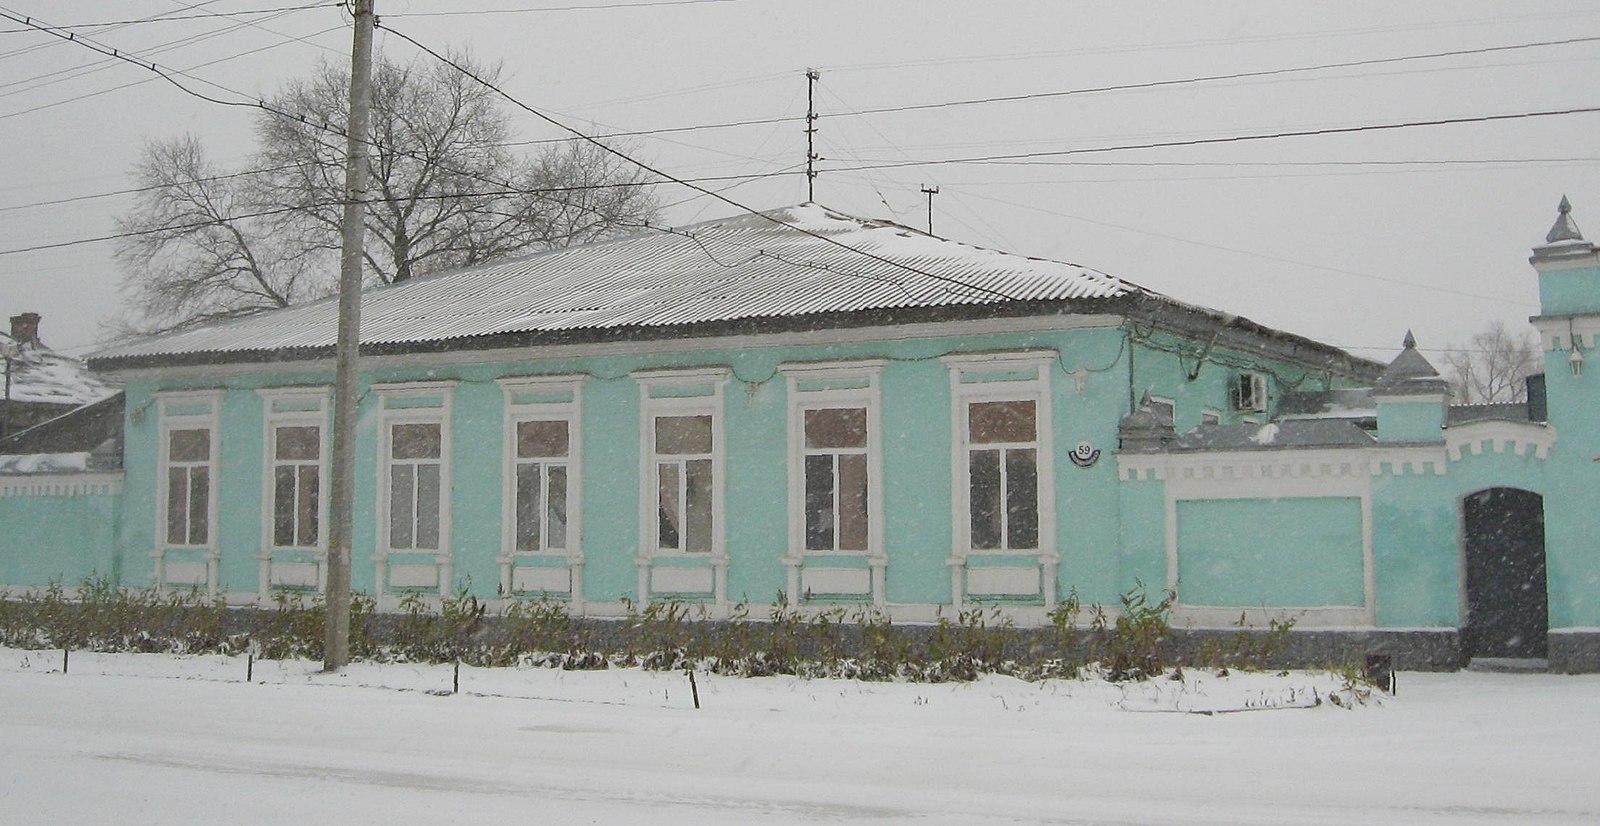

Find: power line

[0,10,688,263]
[823,106,1600,174]
[384,0,749,16]
[0,3,339,33]
[0,17,349,121]
[376,19,1018,303]
[822,8,1600,75]
[0,163,310,213]
[0,5,333,100]
[0,0,225,62]
[485,33,1600,150]
[954,188,1535,310]
[0,170,807,255]
[820,35,1600,121]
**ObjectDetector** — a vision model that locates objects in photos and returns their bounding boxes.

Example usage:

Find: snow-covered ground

[3,648,1595,824]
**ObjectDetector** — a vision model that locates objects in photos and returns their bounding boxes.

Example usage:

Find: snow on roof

[1276,388,1377,420]
[89,204,1145,365]
[1447,402,1531,425]
[1174,419,1376,451]
[0,451,89,474]
[1,335,116,407]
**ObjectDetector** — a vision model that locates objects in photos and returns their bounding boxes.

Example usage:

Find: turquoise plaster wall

[1175,497,1365,607]
[1114,480,1165,595]
[1370,473,1459,627]
[0,490,119,586]
[1541,345,1600,628]
[1538,267,1600,316]
[73,322,1391,613]
[106,326,1150,607]
[1376,398,1446,444]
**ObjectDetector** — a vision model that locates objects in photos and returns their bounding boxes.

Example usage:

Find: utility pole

[325,0,375,672]
[920,184,940,235]
[804,68,820,202]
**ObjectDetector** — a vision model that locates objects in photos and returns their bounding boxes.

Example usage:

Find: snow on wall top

[90,204,1142,364]
[1,336,116,407]
[0,451,89,474]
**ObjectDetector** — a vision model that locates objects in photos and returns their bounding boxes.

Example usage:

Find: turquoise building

[2,202,1595,670]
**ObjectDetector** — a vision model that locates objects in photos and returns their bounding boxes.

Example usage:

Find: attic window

[1230,373,1268,413]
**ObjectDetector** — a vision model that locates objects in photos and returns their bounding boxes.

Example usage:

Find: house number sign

[1069,441,1100,468]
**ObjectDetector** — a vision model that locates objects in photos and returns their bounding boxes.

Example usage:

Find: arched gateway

[1461,488,1547,662]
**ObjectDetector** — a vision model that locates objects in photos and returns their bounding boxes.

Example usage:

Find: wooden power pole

[325,0,375,671]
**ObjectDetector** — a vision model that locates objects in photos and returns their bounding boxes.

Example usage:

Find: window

[165,427,212,546]
[270,425,321,548]
[498,375,584,599]
[387,421,444,551]
[154,390,222,593]
[780,360,886,605]
[966,399,1039,551]
[654,413,715,552]
[1231,373,1268,412]
[944,352,1055,560]
[635,368,727,566]
[513,418,570,552]
[802,407,870,551]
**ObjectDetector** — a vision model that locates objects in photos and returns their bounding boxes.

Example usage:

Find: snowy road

[2,650,1595,824]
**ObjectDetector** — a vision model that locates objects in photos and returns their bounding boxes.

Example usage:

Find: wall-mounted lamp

[1570,345,1585,378]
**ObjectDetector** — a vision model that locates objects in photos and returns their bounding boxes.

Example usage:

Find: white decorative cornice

[1531,314,1600,351]
[1445,419,1556,461]
[1366,446,1449,476]
[0,472,123,497]
[1120,448,1368,483]
[1119,444,1447,483]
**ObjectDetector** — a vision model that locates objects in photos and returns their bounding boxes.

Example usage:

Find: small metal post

[686,667,700,709]
[453,659,460,694]
[62,648,68,674]
[247,653,254,683]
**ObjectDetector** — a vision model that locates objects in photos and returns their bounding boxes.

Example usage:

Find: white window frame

[634,368,728,608]
[943,352,1057,610]
[374,381,455,595]
[780,360,886,606]
[153,389,223,595]
[498,375,584,607]
[256,387,331,596]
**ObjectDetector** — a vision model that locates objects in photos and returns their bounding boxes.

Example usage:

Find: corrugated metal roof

[91,204,1142,365]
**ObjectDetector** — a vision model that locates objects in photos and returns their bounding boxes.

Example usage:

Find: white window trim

[497,375,584,608]
[153,389,223,595]
[780,360,886,607]
[634,367,728,608]
[256,386,331,597]
[942,353,1057,610]
[373,381,456,595]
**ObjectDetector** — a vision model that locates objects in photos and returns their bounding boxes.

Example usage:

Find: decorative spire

[1546,195,1584,244]
[1377,330,1447,396]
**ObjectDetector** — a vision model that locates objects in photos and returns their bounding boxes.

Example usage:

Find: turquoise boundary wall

[0,483,120,587]
[1177,497,1365,607]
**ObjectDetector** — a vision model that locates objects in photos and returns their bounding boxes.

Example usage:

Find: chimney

[9,312,40,346]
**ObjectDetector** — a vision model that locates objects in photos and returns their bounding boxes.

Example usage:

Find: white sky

[2,0,1598,363]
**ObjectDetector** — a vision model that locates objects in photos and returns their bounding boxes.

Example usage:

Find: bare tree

[1442,320,1541,404]
[115,48,658,331]
[114,136,328,334]
[252,50,657,285]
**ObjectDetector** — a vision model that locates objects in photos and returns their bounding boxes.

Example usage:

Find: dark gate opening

[1462,488,1548,661]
